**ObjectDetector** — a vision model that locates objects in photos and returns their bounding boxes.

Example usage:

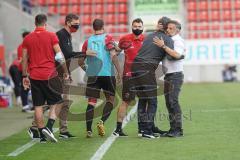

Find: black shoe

[113,130,128,137]
[42,127,58,142]
[152,127,168,135]
[162,129,183,138]
[59,132,76,139]
[40,137,47,143]
[27,127,40,139]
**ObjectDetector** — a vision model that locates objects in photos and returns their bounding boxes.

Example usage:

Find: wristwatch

[161,45,167,50]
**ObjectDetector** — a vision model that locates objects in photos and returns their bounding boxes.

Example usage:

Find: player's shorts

[86,76,116,99]
[30,76,63,106]
[122,76,136,102]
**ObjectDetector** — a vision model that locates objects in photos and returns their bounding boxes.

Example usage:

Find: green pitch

[0,83,240,160]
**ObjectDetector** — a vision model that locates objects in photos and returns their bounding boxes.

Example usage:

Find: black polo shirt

[56,28,85,60]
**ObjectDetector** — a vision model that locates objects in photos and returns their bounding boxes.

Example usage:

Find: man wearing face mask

[112,18,144,137]
[56,14,94,139]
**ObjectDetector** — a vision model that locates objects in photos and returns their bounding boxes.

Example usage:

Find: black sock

[46,118,55,132]
[101,102,113,123]
[86,104,94,132]
[116,122,122,131]
[38,128,45,138]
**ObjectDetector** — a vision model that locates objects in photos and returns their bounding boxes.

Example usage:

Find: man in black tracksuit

[56,14,88,138]
[132,17,174,138]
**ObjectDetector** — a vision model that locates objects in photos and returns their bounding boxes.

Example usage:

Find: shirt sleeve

[105,34,115,50]
[51,33,59,46]
[17,44,23,60]
[82,40,88,53]
[174,39,185,55]
[22,38,28,50]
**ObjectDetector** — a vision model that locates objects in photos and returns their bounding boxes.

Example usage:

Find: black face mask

[70,24,79,32]
[132,29,143,36]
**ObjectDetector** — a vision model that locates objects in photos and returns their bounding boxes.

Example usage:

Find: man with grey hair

[153,19,185,137]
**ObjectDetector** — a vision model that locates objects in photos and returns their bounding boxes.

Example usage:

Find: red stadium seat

[198,0,208,10]
[82,0,92,3]
[188,11,197,22]
[235,21,240,29]
[59,5,69,15]
[59,16,66,25]
[222,0,232,10]
[187,1,197,11]
[106,4,115,13]
[47,6,58,15]
[83,5,92,14]
[119,3,127,13]
[210,32,221,38]
[234,1,240,9]
[106,0,115,3]
[210,0,220,10]
[188,22,197,31]
[72,5,80,14]
[82,15,92,25]
[105,14,115,24]
[118,25,128,33]
[84,27,92,35]
[48,0,58,5]
[198,22,209,30]
[235,32,240,38]
[95,0,104,3]
[95,4,104,14]
[71,0,80,4]
[223,31,234,38]
[235,10,240,20]
[59,0,69,5]
[187,32,198,39]
[223,21,233,30]
[199,11,208,21]
[118,0,128,2]
[211,10,220,21]
[36,0,47,6]
[106,25,117,33]
[223,10,232,21]
[210,21,220,30]
[199,32,209,39]
[119,14,128,24]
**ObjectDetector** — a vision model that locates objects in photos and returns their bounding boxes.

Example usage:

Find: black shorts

[30,76,63,106]
[86,76,116,99]
[122,76,136,102]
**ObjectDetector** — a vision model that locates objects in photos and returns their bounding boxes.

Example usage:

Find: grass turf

[0,83,240,160]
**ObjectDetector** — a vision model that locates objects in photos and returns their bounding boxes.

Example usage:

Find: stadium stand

[30,0,130,40]
[185,0,240,39]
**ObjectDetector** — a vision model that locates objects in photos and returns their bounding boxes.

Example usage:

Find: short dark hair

[132,18,143,25]
[65,13,79,25]
[93,19,104,31]
[158,16,171,30]
[22,31,30,38]
[35,14,47,26]
[167,20,181,30]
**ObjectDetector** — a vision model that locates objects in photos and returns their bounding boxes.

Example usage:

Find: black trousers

[9,65,21,98]
[164,72,184,131]
[132,62,158,135]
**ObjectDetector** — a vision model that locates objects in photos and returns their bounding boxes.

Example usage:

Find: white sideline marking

[8,128,59,157]
[90,104,137,160]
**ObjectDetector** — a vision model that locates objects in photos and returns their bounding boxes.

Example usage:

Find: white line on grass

[90,104,138,160]
[8,128,59,157]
